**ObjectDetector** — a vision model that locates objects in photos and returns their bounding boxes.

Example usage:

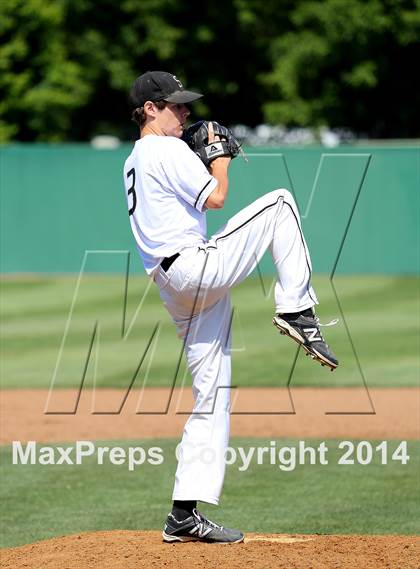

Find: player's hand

[207,121,220,143]
[208,122,231,168]
[182,120,238,167]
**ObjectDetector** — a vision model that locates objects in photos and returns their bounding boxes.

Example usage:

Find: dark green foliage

[1,0,419,141]
[259,0,420,137]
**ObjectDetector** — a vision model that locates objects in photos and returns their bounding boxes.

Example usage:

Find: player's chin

[177,125,184,137]
[171,128,183,138]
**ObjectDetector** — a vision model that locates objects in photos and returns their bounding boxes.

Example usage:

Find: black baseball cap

[130,71,203,107]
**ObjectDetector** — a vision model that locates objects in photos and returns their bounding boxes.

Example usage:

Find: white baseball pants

[153,189,317,504]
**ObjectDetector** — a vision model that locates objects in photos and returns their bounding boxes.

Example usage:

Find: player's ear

[143,101,157,118]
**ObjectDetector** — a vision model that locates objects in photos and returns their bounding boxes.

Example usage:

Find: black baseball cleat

[273,310,339,371]
[162,509,244,543]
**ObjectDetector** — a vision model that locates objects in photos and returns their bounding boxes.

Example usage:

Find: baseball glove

[182,120,241,167]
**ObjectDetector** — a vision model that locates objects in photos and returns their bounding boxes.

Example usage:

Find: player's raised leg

[189,188,338,369]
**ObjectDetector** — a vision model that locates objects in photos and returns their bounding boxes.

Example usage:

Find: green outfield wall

[1,144,418,274]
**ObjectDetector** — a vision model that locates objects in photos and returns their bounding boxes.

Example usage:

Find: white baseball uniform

[124,135,317,505]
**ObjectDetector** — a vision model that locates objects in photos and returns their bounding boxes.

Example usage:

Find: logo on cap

[173,76,183,89]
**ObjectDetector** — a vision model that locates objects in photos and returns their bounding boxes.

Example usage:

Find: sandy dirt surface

[1,531,419,569]
[1,387,418,444]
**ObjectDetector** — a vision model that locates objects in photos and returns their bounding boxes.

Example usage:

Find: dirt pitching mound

[1,531,419,569]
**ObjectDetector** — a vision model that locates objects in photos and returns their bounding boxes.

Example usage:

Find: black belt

[160,253,180,272]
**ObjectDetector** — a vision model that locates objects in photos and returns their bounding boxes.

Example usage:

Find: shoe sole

[162,531,244,544]
[273,317,338,371]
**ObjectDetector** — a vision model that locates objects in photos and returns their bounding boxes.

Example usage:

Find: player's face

[157,103,190,137]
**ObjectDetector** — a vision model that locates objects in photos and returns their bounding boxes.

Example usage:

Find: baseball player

[123,71,338,544]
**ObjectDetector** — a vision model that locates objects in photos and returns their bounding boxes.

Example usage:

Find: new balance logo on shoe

[304,327,322,342]
[272,313,339,371]
[189,523,213,538]
[162,509,244,543]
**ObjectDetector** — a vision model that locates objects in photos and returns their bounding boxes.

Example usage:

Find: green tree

[61,0,271,139]
[0,0,92,142]
[0,0,185,141]
[257,0,420,136]
[1,0,419,141]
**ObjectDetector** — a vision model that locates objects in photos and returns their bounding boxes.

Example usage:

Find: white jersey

[123,135,217,275]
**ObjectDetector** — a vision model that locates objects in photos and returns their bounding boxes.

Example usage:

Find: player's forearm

[206,158,230,209]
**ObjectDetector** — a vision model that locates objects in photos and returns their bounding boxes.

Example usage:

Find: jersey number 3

[127,168,137,216]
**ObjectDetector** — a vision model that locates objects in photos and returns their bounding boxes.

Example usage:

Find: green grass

[1,438,418,547]
[1,274,418,388]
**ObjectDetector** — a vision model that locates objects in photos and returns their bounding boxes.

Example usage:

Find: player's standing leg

[161,293,245,543]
